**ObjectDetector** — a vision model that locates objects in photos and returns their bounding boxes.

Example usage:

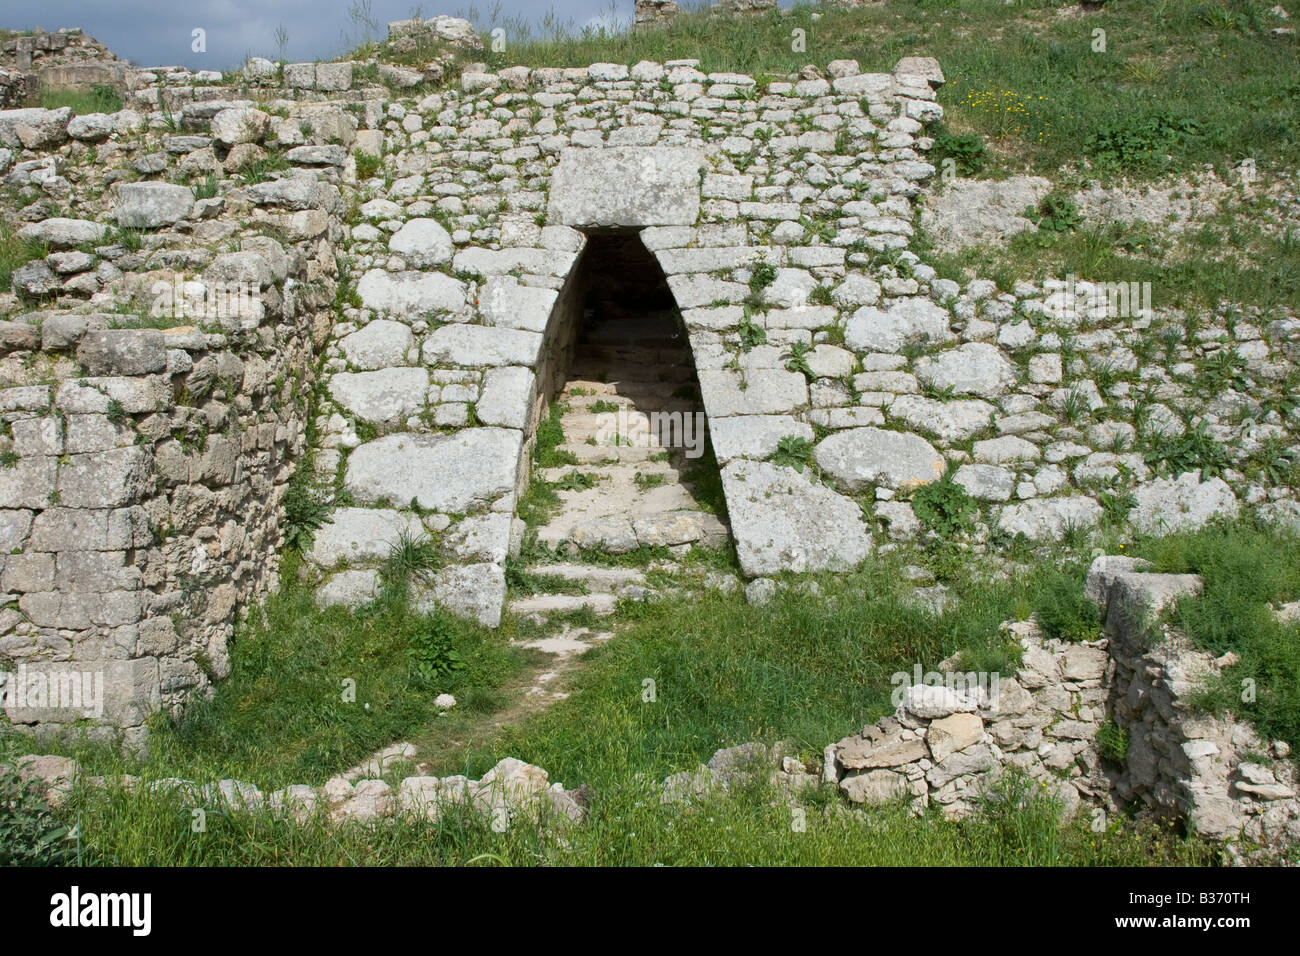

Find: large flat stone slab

[721,459,872,577]
[998,497,1103,540]
[344,428,522,513]
[329,368,429,423]
[477,276,558,332]
[339,320,413,370]
[845,298,955,354]
[709,415,813,463]
[415,563,507,627]
[887,395,994,443]
[547,146,705,227]
[17,218,109,248]
[115,182,195,228]
[388,218,453,267]
[697,368,808,417]
[814,427,944,492]
[1129,472,1238,534]
[914,342,1018,399]
[306,507,425,567]
[357,269,466,316]
[475,366,536,429]
[421,324,543,368]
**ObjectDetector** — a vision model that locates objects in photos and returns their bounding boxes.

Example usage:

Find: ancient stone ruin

[1,17,1297,850]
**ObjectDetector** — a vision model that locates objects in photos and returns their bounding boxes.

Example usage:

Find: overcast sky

[3,0,638,71]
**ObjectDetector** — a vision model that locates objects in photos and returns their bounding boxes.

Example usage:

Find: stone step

[562,401,703,420]
[538,459,678,482]
[566,361,696,382]
[560,442,663,464]
[534,509,729,554]
[509,592,619,619]
[523,563,647,593]
[543,472,703,512]
[565,379,697,396]
[566,371,696,385]
[573,345,691,365]
[559,413,708,441]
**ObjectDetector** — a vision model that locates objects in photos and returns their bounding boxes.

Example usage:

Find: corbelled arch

[506,145,874,580]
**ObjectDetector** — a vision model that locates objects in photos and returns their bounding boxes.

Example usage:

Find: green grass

[38,83,123,115]
[454,554,1031,788]
[50,767,1214,866]
[0,221,47,294]
[917,217,1300,312]
[532,399,577,469]
[354,150,382,180]
[234,148,292,185]
[1035,562,1104,642]
[1136,521,1300,752]
[7,534,1269,866]
[24,558,523,790]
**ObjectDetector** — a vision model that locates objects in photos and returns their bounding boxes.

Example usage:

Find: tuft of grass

[378,529,442,603]
[533,400,577,469]
[235,148,291,185]
[354,150,382,180]
[1035,563,1102,642]
[931,125,987,176]
[912,471,978,538]
[39,82,123,115]
[0,222,47,294]
[281,465,332,553]
[1096,719,1130,765]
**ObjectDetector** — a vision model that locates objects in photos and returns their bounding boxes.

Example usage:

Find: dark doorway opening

[528,229,728,555]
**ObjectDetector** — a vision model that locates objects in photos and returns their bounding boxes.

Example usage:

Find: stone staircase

[506,310,728,628]
[530,312,730,558]
[508,561,647,625]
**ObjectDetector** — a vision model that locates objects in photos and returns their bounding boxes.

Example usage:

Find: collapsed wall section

[823,559,1299,857]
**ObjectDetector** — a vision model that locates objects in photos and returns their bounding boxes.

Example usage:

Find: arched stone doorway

[524,226,728,555]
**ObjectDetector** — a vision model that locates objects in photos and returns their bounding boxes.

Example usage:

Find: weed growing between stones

[930,124,987,177]
[1034,565,1103,642]
[0,221,46,293]
[1096,719,1130,765]
[281,464,333,553]
[0,766,78,866]
[912,470,978,538]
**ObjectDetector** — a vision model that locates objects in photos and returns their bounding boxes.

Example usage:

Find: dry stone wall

[0,28,128,109]
[0,88,345,748]
[1093,559,1299,853]
[2,21,1299,741]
